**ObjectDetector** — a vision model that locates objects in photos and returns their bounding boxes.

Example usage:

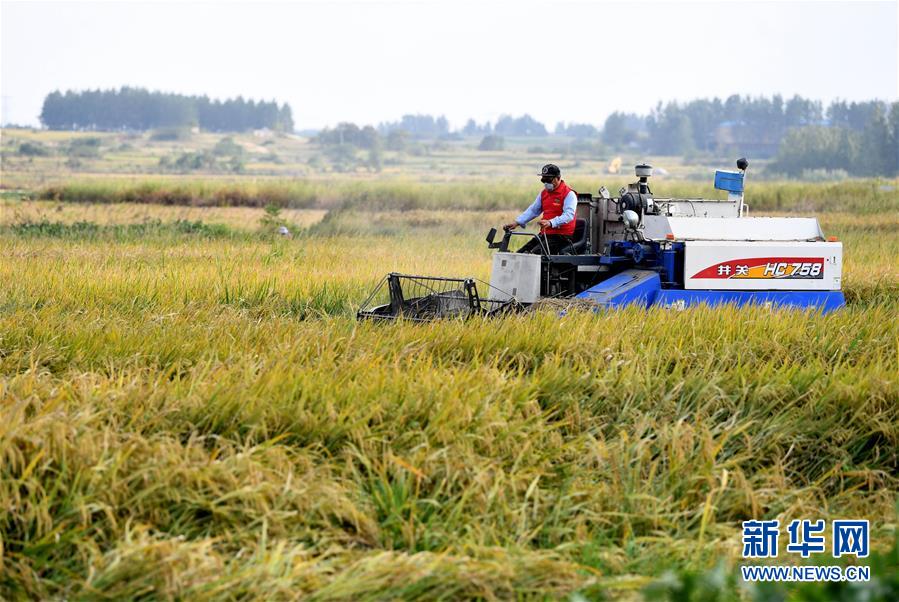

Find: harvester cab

[358,159,845,321]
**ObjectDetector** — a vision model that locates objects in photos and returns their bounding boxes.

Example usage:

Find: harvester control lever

[486,227,513,252]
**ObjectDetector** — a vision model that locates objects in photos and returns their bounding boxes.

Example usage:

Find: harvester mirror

[486,228,498,247]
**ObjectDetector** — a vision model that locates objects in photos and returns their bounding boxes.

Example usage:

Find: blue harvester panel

[655,290,845,313]
[574,269,845,313]
[576,269,661,308]
[714,170,744,193]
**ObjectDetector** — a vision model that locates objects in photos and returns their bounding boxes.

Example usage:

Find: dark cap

[539,164,561,179]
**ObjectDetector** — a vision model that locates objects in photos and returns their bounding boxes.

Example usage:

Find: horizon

[5,86,897,133]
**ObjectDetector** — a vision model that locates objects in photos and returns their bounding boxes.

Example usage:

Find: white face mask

[544,182,555,192]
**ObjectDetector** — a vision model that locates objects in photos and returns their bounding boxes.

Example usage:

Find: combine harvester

[358,159,845,321]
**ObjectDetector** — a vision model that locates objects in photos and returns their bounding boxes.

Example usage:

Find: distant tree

[828,100,885,132]
[494,114,546,137]
[602,112,639,148]
[669,113,696,155]
[358,126,380,150]
[277,103,295,132]
[556,122,598,139]
[39,91,66,129]
[888,102,899,176]
[461,118,491,136]
[770,126,859,176]
[646,104,695,155]
[378,114,449,138]
[857,104,892,176]
[367,143,383,172]
[39,87,295,132]
[386,129,409,151]
[784,95,824,128]
[315,123,382,150]
[681,97,727,151]
[325,143,359,172]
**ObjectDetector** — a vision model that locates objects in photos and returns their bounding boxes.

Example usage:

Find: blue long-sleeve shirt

[516,190,577,228]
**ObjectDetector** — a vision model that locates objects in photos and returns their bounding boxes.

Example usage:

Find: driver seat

[557,218,588,255]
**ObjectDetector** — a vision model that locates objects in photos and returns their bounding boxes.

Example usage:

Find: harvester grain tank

[358,159,845,320]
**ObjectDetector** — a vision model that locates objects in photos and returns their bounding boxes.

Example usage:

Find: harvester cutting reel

[356,273,522,321]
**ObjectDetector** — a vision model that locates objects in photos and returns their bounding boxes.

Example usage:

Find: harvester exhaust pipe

[737,157,749,217]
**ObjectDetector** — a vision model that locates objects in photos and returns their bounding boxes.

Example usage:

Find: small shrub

[226,155,245,173]
[212,137,244,157]
[172,151,216,171]
[150,127,191,141]
[19,141,51,156]
[67,137,102,158]
[407,143,428,157]
[478,135,505,151]
[259,204,288,232]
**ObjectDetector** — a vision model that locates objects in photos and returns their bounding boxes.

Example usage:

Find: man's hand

[503,222,519,231]
[538,219,553,229]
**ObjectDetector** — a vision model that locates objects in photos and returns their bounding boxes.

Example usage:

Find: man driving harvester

[503,163,577,254]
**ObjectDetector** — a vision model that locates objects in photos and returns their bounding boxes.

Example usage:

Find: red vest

[541,180,576,235]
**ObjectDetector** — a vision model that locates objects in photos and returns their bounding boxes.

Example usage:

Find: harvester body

[357,160,846,320]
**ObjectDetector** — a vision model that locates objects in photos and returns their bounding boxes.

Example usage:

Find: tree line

[36,88,896,176]
[769,106,899,177]
[317,96,898,177]
[39,87,294,132]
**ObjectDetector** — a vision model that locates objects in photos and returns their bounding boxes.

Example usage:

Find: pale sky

[2,0,897,130]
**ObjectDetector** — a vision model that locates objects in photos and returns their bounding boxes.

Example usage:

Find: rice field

[1,189,897,600]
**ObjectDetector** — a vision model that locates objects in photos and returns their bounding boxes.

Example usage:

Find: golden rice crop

[0,201,897,600]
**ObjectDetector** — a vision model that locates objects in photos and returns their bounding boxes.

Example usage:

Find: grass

[23,176,899,215]
[0,199,897,599]
[0,199,326,231]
